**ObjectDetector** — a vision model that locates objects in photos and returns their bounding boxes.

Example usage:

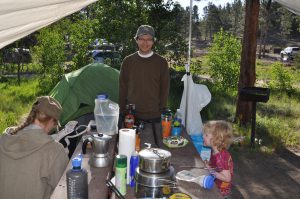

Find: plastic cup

[199,175,215,190]
[171,126,182,136]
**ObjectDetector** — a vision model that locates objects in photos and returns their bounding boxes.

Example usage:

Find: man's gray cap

[135,25,155,39]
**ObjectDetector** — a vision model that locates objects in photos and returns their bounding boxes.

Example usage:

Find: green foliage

[32,27,66,90]
[69,18,98,69]
[269,62,293,93]
[207,29,241,91]
[0,78,46,133]
[293,53,300,69]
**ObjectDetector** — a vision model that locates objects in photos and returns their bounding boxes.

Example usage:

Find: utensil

[106,179,125,199]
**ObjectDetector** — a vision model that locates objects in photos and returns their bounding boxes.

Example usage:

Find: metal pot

[135,166,176,199]
[138,147,171,173]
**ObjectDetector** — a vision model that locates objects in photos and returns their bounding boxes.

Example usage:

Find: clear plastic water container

[94,93,119,135]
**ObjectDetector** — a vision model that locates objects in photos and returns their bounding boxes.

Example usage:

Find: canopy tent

[0,0,97,49]
[275,0,300,16]
[49,63,119,125]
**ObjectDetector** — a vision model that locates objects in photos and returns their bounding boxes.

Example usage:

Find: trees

[235,0,260,124]
[207,29,241,91]
[33,27,66,91]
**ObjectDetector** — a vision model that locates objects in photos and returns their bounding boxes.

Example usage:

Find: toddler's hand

[208,168,216,177]
[204,160,210,169]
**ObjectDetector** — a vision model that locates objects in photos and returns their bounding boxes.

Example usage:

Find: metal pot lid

[139,148,171,160]
[92,133,112,140]
[135,166,175,187]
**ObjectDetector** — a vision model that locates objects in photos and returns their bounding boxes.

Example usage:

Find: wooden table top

[51,121,222,199]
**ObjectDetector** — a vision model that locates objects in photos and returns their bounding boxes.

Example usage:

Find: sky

[173,0,236,18]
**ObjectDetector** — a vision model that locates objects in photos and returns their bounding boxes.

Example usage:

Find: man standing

[119,25,170,121]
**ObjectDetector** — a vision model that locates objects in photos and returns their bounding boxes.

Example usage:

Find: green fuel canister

[115,154,127,195]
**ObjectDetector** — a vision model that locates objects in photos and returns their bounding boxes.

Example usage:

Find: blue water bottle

[66,155,88,199]
[129,151,139,187]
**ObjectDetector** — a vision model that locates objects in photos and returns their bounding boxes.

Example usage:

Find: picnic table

[51,120,222,199]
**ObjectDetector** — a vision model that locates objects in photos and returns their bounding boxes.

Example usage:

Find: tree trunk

[259,0,272,59]
[235,0,260,125]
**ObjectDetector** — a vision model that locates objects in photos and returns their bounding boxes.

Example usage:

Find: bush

[207,29,241,91]
[293,53,300,69]
[269,62,293,93]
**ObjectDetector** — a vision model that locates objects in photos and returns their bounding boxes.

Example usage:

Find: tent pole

[185,0,193,128]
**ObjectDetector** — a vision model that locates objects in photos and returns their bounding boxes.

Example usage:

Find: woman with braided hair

[0,96,69,199]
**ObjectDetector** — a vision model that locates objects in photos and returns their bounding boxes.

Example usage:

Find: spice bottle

[115,154,127,196]
[124,104,135,128]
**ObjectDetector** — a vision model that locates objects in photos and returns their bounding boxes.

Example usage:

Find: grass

[0,77,47,133]
[1,58,299,151]
[169,56,300,151]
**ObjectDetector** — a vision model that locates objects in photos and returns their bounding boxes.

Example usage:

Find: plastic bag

[179,74,211,135]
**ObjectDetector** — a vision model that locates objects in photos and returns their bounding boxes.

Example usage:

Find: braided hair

[10,102,52,135]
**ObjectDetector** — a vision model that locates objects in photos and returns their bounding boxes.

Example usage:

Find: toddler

[203,120,233,198]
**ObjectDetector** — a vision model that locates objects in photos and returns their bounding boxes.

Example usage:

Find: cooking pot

[139,147,171,173]
[135,166,176,199]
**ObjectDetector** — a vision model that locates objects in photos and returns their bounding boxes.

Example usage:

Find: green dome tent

[49,63,119,125]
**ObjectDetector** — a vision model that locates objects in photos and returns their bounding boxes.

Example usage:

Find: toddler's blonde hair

[203,120,233,151]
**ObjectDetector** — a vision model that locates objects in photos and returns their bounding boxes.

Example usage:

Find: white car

[280,47,300,60]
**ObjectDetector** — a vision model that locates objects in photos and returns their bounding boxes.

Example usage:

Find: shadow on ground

[231,146,300,199]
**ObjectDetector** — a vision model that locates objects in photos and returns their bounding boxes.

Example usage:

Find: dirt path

[231,147,300,199]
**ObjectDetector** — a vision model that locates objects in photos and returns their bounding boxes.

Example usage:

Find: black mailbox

[239,87,270,147]
[240,87,270,103]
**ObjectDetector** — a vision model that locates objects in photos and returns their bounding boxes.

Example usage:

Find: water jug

[94,93,119,135]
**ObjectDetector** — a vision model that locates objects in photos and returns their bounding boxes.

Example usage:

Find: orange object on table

[135,133,141,152]
[162,119,172,138]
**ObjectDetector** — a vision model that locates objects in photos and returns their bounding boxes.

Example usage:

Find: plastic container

[174,109,182,125]
[161,109,172,138]
[129,151,139,187]
[133,125,141,152]
[175,170,215,190]
[198,175,215,190]
[190,134,211,161]
[94,93,119,135]
[115,154,127,196]
[66,155,88,199]
[171,109,182,136]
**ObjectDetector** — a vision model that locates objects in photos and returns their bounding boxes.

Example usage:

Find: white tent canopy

[0,0,299,50]
[275,0,300,16]
[0,0,97,49]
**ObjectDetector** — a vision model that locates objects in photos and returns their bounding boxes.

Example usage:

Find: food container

[135,166,176,198]
[138,147,171,174]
